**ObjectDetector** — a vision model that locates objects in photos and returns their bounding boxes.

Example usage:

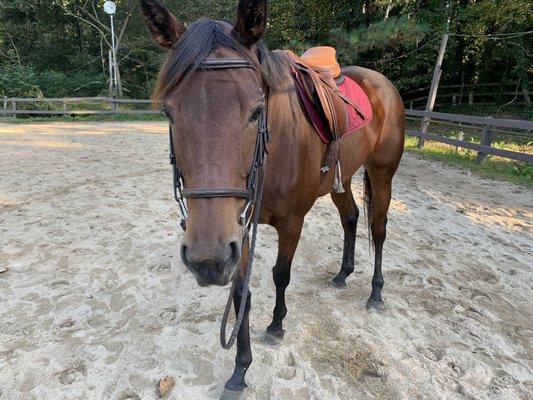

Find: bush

[0,61,42,98]
[38,70,106,98]
[0,61,107,99]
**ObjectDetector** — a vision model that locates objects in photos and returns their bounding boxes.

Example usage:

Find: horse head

[141,0,268,287]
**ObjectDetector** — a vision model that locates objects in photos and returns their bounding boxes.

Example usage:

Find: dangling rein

[219,159,267,349]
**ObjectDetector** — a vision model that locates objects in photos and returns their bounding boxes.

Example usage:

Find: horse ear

[140,0,186,50]
[232,0,268,47]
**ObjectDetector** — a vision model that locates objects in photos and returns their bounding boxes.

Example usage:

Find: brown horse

[141,0,404,397]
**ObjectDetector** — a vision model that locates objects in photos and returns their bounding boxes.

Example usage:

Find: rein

[166,57,269,350]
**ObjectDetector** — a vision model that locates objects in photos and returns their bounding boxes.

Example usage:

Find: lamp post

[103,1,119,97]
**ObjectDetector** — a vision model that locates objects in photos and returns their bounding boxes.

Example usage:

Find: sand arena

[0,122,531,399]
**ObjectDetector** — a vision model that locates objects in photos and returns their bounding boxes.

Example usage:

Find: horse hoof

[366,298,387,313]
[220,388,250,400]
[332,275,347,288]
[262,328,284,346]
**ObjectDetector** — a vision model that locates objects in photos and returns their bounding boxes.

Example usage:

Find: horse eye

[249,107,262,123]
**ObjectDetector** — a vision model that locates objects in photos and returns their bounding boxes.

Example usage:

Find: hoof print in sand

[57,364,86,385]
[117,392,141,400]
[59,319,76,328]
[158,307,177,322]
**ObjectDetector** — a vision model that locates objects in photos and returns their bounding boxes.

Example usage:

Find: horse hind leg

[331,181,360,287]
[363,165,394,313]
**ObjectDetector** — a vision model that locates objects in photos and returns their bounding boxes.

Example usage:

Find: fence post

[476,125,493,164]
[12,101,17,119]
[455,131,463,152]
[109,98,117,114]
[63,98,68,113]
[523,86,531,105]
[468,92,474,105]
[452,94,457,106]
[418,34,449,149]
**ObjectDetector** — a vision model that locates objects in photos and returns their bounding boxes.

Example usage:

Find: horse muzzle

[181,240,241,286]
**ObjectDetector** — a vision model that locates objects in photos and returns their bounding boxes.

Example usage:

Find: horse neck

[265,70,323,192]
[267,73,311,148]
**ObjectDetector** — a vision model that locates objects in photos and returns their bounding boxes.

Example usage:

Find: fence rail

[402,82,532,109]
[1,97,531,164]
[1,97,159,116]
[405,109,533,164]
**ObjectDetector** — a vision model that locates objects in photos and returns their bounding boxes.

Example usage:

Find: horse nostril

[229,241,241,263]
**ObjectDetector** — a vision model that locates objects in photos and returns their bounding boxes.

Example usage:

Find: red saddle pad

[338,76,373,140]
[296,75,373,144]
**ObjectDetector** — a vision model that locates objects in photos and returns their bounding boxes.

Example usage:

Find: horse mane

[153,18,291,102]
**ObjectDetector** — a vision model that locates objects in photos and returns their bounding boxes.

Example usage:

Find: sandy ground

[0,121,531,400]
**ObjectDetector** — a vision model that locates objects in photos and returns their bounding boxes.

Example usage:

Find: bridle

[168,58,268,235]
[165,57,269,350]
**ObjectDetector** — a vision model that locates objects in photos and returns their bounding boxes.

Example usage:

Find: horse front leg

[223,243,252,398]
[264,215,304,344]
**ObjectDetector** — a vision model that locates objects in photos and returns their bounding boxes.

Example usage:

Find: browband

[197,58,257,70]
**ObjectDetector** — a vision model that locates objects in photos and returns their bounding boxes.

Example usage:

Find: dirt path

[0,122,531,400]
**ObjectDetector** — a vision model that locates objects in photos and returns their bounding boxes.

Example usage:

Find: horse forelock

[153,18,291,102]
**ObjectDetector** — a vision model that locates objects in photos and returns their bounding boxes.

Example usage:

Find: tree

[1,0,530,100]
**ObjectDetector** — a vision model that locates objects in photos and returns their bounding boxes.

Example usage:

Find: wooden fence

[403,82,532,110]
[1,97,531,164]
[405,109,533,164]
[1,97,160,116]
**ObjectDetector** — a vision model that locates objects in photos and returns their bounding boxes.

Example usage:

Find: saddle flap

[287,51,348,141]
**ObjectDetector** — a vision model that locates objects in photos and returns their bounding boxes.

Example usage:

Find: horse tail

[363,168,373,249]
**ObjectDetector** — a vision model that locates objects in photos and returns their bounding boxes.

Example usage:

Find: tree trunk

[385,2,393,19]
[115,56,123,97]
[76,23,86,55]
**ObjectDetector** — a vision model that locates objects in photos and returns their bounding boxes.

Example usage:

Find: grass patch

[405,136,532,187]
[0,114,166,124]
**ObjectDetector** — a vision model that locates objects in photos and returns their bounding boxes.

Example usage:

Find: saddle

[301,46,342,81]
[287,46,368,143]
[287,46,372,193]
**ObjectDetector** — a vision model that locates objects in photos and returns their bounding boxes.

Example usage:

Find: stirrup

[332,161,345,193]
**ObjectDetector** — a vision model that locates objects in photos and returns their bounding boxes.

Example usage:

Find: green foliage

[0,0,531,101]
[0,61,42,97]
[330,16,434,92]
[332,16,429,54]
[436,105,533,121]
